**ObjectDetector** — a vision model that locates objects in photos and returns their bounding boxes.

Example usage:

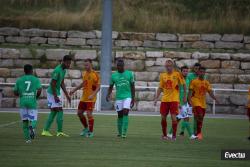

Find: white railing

[0,82,248,114]
[61,86,102,112]
[61,85,158,112]
[212,88,248,115]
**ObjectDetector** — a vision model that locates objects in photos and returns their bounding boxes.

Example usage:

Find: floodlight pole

[100,0,113,110]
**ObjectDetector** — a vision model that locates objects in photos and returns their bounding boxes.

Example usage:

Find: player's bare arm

[69,82,84,96]
[188,89,192,105]
[154,88,162,106]
[208,90,219,104]
[61,79,71,103]
[183,84,187,104]
[246,96,250,109]
[51,79,60,103]
[130,82,135,108]
[36,88,42,98]
[14,90,19,96]
[88,84,100,100]
[106,84,114,102]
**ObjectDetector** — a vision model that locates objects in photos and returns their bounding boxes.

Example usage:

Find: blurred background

[1,0,250,34]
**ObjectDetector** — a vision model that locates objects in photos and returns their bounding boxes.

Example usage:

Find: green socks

[181,121,185,133]
[117,117,123,135]
[185,122,192,137]
[44,111,57,131]
[180,121,192,136]
[169,127,173,134]
[22,121,30,140]
[122,115,129,135]
[44,111,64,132]
[57,111,63,132]
[169,121,192,137]
[31,120,37,129]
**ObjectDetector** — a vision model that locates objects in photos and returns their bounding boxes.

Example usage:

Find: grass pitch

[0,112,249,167]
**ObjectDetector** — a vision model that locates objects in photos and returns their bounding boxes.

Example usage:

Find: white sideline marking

[0,110,246,119]
[93,112,160,117]
[0,110,160,117]
[0,121,20,128]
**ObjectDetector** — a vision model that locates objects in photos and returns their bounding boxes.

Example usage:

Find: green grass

[0,112,249,167]
[1,0,250,34]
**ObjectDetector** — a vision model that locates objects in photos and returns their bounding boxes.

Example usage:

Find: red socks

[79,113,94,133]
[161,119,178,138]
[161,119,167,136]
[79,115,88,128]
[197,119,203,134]
[172,121,178,138]
[88,118,94,132]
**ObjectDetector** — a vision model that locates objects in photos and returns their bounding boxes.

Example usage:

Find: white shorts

[19,108,38,121]
[47,92,62,108]
[176,103,193,119]
[115,98,131,112]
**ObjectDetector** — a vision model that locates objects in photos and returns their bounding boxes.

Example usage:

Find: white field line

[0,121,21,128]
[0,110,159,117]
[0,110,246,119]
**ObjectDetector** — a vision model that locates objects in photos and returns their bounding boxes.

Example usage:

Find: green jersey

[14,75,41,109]
[110,70,134,100]
[187,72,207,82]
[180,72,206,105]
[47,64,66,96]
[179,77,190,106]
[187,72,198,83]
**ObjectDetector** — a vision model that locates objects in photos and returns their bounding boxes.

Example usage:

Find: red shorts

[247,108,250,119]
[193,106,206,118]
[78,101,95,112]
[160,102,179,116]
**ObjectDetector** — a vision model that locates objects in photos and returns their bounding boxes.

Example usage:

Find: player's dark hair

[116,58,124,65]
[181,65,188,71]
[199,66,206,71]
[84,59,92,63]
[194,63,201,67]
[24,64,33,74]
[63,55,72,62]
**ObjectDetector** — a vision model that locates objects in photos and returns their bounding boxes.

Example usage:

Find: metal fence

[212,88,248,115]
[0,82,248,115]
[61,85,159,112]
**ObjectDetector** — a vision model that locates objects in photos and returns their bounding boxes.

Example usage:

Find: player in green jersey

[167,66,197,139]
[14,64,42,143]
[41,55,72,137]
[186,63,201,135]
[106,59,135,138]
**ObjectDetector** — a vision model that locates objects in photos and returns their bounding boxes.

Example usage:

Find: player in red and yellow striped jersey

[188,67,218,140]
[154,59,186,140]
[247,87,250,140]
[70,59,100,138]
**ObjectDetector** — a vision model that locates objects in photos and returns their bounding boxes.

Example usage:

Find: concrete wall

[0,47,249,114]
[0,27,249,114]
[0,27,250,51]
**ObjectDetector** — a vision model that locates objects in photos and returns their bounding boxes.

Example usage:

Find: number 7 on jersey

[25,81,31,91]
